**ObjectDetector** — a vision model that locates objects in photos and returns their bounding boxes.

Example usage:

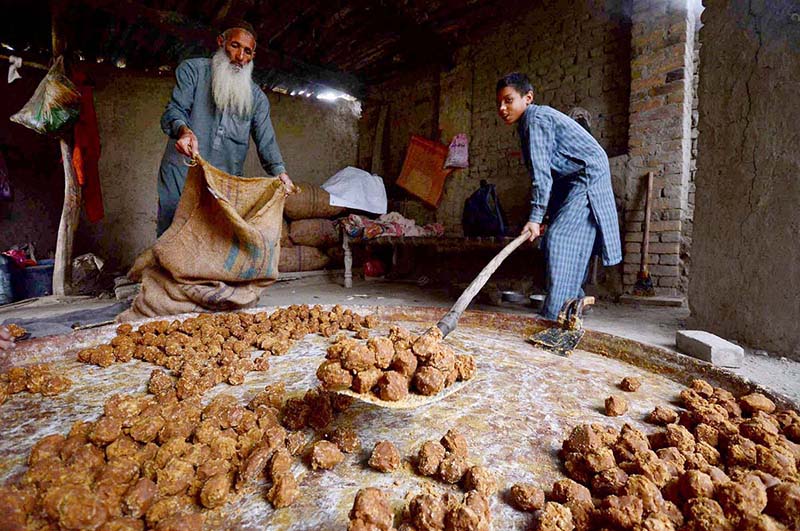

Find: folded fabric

[321,166,388,214]
[8,56,21,84]
[340,212,444,240]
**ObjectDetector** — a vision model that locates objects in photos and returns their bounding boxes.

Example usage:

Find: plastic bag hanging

[10,56,81,135]
[444,133,469,169]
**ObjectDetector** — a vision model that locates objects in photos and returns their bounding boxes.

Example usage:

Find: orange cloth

[71,70,104,222]
[396,135,453,207]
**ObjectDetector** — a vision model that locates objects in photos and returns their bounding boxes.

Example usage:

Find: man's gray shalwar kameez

[158,57,286,235]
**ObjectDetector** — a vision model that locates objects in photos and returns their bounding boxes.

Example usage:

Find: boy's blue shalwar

[518,104,622,320]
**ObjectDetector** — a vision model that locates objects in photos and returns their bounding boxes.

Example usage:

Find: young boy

[496,72,621,320]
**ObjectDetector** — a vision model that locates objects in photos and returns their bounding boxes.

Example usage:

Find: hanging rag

[7,56,21,83]
[71,69,104,222]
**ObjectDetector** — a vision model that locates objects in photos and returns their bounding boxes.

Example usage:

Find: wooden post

[640,171,654,276]
[51,0,81,297]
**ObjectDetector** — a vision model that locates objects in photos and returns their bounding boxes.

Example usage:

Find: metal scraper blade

[527,327,586,357]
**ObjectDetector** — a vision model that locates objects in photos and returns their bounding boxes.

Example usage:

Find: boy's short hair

[496,73,533,96]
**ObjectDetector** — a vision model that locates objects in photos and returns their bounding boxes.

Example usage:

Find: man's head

[217,23,257,68]
[496,72,534,125]
[212,23,257,117]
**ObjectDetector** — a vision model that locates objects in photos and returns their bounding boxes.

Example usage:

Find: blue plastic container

[10,258,55,300]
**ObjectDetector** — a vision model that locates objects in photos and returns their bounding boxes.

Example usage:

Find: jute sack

[120,156,286,321]
[281,219,292,247]
[284,184,345,220]
[289,218,339,247]
[279,245,330,272]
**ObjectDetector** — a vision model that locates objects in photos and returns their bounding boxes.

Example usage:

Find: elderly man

[157,21,294,236]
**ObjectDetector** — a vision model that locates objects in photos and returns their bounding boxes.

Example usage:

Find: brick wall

[621,0,698,295]
[682,25,701,293]
[359,0,632,235]
[357,0,710,299]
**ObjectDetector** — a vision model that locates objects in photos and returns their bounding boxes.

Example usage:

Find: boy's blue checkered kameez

[518,104,622,320]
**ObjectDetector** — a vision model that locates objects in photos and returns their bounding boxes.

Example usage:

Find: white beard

[211,48,254,118]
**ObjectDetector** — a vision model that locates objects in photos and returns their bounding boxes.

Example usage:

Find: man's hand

[175,126,199,158]
[0,326,14,351]
[276,173,297,194]
[522,221,542,242]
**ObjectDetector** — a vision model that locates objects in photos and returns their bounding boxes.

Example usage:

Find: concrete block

[676,330,744,368]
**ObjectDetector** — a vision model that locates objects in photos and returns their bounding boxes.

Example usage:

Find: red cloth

[71,70,104,222]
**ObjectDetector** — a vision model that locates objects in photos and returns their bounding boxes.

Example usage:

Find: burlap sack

[120,156,286,321]
[289,218,339,247]
[279,245,330,272]
[281,219,292,247]
[284,184,346,220]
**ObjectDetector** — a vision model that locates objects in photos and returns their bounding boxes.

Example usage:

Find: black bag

[462,179,507,237]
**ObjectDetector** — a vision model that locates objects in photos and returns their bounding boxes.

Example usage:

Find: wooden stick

[640,171,653,275]
[51,0,81,297]
[371,105,387,175]
[436,231,531,337]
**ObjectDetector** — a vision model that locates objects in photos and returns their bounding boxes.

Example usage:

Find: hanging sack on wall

[462,179,508,237]
[10,56,81,135]
[444,133,469,169]
[119,156,286,320]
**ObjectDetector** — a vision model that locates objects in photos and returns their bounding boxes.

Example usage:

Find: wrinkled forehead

[224,28,256,48]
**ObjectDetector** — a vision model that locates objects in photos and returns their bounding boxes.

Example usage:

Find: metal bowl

[500,290,527,303]
[529,293,545,309]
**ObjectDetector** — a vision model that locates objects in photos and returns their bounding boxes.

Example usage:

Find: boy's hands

[522,221,542,242]
[0,326,14,351]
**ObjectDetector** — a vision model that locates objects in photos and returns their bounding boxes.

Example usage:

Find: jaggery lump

[439,453,469,484]
[620,377,641,392]
[267,473,300,508]
[462,466,496,497]
[509,483,545,511]
[409,493,446,531]
[441,429,468,457]
[349,487,394,531]
[378,371,409,402]
[648,406,679,425]
[326,427,361,453]
[369,441,402,472]
[605,395,629,417]
[414,366,446,396]
[535,501,573,531]
[418,440,447,476]
[309,440,344,470]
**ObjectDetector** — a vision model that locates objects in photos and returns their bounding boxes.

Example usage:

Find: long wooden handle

[640,171,653,273]
[436,231,531,337]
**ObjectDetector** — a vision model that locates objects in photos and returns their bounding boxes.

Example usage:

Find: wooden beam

[51,0,82,297]
[76,0,363,96]
[0,54,49,71]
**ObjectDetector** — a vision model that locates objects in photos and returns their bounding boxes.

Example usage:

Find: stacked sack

[280,184,346,272]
